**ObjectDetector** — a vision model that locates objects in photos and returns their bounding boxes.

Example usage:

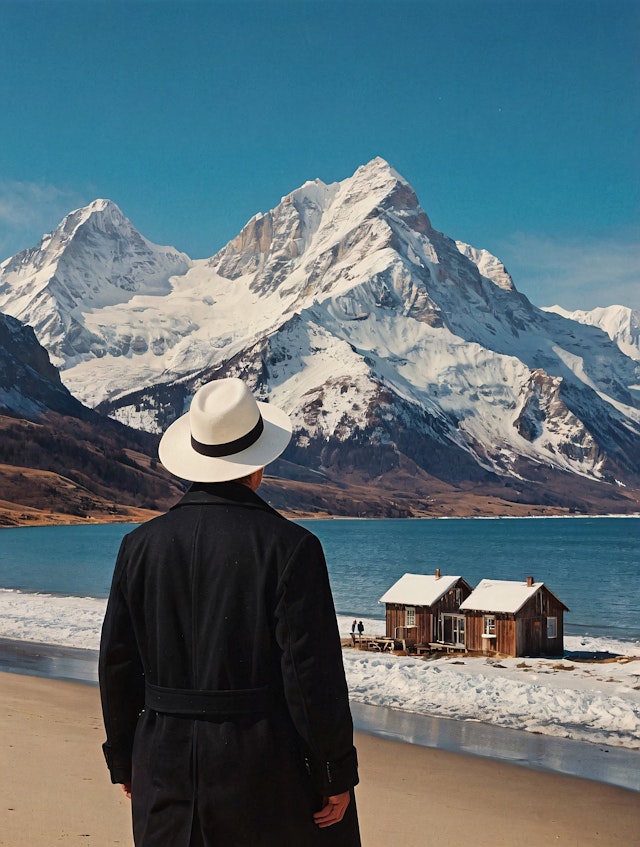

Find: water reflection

[351,701,640,793]
[0,638,98,684]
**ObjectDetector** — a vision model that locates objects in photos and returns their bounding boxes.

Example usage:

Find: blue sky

[1,0,638,309]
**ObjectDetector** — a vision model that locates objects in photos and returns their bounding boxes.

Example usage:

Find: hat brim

[158,400,292,482]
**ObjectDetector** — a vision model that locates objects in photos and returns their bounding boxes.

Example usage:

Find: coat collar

[171,481,284,520]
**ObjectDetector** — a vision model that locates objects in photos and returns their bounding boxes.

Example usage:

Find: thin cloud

[0,180,88,260]
[494,231,640,312]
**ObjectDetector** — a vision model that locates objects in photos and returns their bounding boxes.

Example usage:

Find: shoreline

[1,639,638,794]
[1,671,639,847]
[2,511,640,529]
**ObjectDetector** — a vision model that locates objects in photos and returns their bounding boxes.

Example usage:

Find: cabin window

[547,616,558,638]
[483,615,496,636]
[406,606,416,627]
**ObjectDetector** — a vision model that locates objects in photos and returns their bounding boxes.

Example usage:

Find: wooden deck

[428,642,466,653]
[349,635,407,652]
[346,635,468,656]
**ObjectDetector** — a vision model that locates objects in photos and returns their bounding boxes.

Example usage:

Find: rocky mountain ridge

[543,304,640,362]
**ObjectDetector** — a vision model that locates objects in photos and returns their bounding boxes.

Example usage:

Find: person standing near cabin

[351,620,357,635]
[99,378,360,846]
[357,621,364,638]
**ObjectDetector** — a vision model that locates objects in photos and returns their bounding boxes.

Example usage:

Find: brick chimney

[526,576,534,587]
[435,568,441,579]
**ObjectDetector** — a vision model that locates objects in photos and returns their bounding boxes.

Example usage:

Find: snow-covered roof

[459,579,544,614]
[379,573,463,607]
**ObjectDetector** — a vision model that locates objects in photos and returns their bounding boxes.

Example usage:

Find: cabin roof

[459,578,564,614]
[378,573,464,607]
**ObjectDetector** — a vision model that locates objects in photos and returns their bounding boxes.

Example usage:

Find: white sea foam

[1,591,638,750]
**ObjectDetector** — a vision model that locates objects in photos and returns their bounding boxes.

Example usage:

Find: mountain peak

[0,198,191,364]
[86,198,119,212]
[209,157,431,289]
[60,198,130,235]
[355,156,402,180]
[347,156,408,192]
[341,157,431,233]
[82,198,126,220]
[279,158,404,213]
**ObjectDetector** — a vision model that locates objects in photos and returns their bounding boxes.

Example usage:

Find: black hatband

[191,415,264,458]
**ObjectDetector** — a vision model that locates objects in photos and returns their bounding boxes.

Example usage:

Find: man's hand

[121,782,131,799]
[313,792,350,828]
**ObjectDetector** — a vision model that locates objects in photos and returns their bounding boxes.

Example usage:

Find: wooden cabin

[459,577,568,658]
[379,571,473,650]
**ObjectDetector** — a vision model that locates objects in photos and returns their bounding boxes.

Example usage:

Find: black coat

[99,482,360,846]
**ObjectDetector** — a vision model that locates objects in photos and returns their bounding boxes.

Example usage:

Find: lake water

[1,515,638,642]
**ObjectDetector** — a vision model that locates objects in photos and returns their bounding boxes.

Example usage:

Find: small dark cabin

[459,577,568,658]
[379,571,473,649]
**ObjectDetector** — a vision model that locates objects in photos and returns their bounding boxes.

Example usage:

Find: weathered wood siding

[464,612,482,652]
[464,587,566,657]
[464,612,515,655]
[385,604,430,644]
[516,590,565,657]
[436,586,470,614]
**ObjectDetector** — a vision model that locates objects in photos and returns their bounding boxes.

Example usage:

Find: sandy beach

[1,671,638,846]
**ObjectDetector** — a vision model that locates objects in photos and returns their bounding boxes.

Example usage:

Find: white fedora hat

[158,378,292,482]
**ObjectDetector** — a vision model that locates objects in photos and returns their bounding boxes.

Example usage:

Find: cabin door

[453,615,465,647]
[532,619,542,654]
[440,614,465,647]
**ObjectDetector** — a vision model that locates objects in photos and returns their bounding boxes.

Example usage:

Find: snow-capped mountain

[0,199,191,365]
[543,304,640,362]
[1,159,639,513]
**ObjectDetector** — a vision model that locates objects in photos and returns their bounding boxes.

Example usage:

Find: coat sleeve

[98,534,145,784]
[275,532,359,796]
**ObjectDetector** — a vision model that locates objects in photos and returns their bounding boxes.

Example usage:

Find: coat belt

[145,682,271,716]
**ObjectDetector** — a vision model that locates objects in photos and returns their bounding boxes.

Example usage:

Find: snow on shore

[337,617,640,750]
[0,589,106,648]
[1,591,638,750]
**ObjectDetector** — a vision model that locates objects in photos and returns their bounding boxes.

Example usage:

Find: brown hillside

[0,413,185,527]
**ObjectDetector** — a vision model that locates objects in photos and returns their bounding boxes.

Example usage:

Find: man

[99,378,361,846]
